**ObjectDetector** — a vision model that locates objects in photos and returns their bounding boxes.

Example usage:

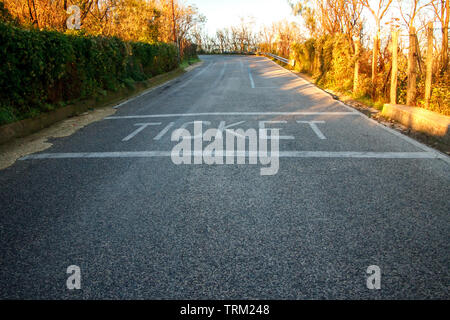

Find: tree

[360,0,393,97]
[290,0,363,41]
[431,0,449,72]
[398,0,432,105]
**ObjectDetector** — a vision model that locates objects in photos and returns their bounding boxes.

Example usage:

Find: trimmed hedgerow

[0,22,178,125]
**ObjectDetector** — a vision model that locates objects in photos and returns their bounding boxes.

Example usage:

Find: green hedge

[0,22,178,125]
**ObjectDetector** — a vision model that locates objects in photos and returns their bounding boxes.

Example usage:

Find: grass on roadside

[180,57,201,70]
[351,95,385,110]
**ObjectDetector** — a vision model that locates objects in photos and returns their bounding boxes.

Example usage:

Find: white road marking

[106,112,358,119]
[218,121,246,131]
[248,67,255,88]
[297,121,326,140]
[239,60,244,73]
[218,121,246,138]
[259,121,295,140]
[258,56,450,165]
[122,123,161,141]
[153,122,175,140]
[180,120,211,139]
[20,151,446,160]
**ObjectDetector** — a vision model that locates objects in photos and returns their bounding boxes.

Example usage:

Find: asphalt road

[0,55,449,299]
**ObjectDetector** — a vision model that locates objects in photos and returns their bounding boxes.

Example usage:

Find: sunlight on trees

[2,0,205,58]
[1,0,448,114]
[220,0,448,114]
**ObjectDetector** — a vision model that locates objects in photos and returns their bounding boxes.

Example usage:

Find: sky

[185,0,435,41]
[186,0,298,35]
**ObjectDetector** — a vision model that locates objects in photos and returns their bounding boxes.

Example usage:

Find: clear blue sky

[187,0,297,35]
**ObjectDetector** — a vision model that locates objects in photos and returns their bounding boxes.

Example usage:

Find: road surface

[0,55,449,299]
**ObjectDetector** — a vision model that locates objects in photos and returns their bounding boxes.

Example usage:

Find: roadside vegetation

[195,1,449,116]
[0,0,204,125]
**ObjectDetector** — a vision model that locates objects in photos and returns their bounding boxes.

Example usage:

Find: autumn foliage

[0,1,203,124]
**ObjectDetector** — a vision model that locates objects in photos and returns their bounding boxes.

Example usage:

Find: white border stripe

[259,56,450,165]
[20,151,444,160]
[106,112,359,119]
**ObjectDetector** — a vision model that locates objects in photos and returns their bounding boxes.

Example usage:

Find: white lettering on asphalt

[180,121,211,140]
[259,121,294,140]
[153,122,175,140]
[170,124,280,175]
[218,121,246,138]
[122,123,161,141]
[297,120,327,140]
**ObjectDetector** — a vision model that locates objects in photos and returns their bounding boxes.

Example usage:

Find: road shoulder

[265,57,450,156]
[0,61,203,170]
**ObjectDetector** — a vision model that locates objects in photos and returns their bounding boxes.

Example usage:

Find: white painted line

[261,56,450,165]
[297,121,326,140]
[20,151,445,160]
[218,121,246,133]
[218,121,247,138]
[259,120,295,140]
[279,151,445,159]
[106,111,358,119]
[153,122,175,140]
[239,60,244,73]
[122,123,161,141]
[358,110,450,165]
[20,152,171,159]
[248,67,255,88]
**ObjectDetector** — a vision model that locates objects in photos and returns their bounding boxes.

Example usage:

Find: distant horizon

[187,0,298,36]
[187,0,438,41]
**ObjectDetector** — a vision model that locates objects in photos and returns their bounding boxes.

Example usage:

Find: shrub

[0,22,178,125]
[291,34,355,92]
[289,33,449,116]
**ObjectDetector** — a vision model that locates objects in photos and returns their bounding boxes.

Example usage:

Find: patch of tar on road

[0,107,117,170]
